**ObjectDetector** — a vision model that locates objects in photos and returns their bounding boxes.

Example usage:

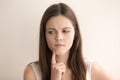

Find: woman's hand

[51,50,66,80]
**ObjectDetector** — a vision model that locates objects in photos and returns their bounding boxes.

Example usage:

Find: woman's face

[45,15,75,55]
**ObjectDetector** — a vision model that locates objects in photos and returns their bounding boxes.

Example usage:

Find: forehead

[46,15,73,29]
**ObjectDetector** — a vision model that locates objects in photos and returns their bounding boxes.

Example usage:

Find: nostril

[56,33,63,41]
[56,36,63,41]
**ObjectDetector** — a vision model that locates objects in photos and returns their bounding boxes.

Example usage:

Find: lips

[55,44,65,46]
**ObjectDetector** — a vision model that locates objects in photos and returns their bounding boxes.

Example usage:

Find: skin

[46,15,74,80]
[45,15,75,57]
[24,15,115,80]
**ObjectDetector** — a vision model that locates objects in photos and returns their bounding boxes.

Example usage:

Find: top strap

[29,62,41,80]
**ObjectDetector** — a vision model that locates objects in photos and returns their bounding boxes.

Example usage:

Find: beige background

[0,0,120,80]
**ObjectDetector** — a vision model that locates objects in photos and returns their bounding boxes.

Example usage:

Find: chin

[55,51,65,55]
[55,50,69,55]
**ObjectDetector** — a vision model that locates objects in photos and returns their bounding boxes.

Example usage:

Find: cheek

[65,33,75,48]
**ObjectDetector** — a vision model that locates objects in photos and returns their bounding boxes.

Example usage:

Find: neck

[56,51,69,68]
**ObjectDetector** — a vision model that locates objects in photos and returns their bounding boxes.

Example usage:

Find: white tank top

[29,59,93,80]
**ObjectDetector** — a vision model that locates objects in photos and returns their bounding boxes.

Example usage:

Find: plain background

[0,0,120,80]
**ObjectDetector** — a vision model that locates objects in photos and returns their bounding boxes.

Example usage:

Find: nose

[56,33,63,41]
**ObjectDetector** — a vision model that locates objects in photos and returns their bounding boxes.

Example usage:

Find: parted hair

[39,3,86,80]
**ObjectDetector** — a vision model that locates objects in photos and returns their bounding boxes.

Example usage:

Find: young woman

[24,3,114,80]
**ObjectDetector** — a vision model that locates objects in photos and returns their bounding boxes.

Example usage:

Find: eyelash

[48,31,55,34]
[63,30,70,33]
[48,30,70,34]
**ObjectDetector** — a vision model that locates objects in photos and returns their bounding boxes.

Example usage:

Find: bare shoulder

[24,64,36,80]
[91,62,115,80]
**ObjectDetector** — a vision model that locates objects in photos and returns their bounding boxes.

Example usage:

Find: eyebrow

[47,27,71,30]
[63,27,71,29]
[47,28,56,30]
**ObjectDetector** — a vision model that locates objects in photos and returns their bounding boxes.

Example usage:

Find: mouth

[55,44,65,47]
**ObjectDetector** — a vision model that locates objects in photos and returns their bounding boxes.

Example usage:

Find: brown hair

[39,3,86,80]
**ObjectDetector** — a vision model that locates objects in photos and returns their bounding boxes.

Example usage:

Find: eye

[48,31,55,34]
[63,30,70,33]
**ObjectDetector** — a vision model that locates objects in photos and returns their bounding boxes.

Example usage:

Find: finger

[51,50,56,64]
[57,63,65,67]
[52,66,65,73]
[52,63,65,69]
[58,67,66,76]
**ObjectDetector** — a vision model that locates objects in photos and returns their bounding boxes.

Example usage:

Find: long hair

[39,3,86,80]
